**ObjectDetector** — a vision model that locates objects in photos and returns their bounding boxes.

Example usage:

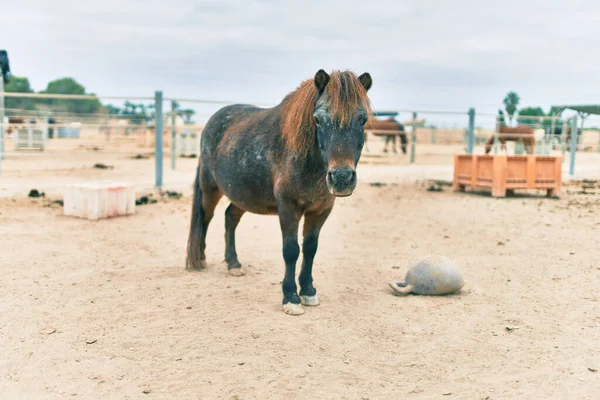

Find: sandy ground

[1,138,600,399]
[1,162,600,399]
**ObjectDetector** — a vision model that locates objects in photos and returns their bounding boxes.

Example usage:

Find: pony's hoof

[282,302,304,316]
[228,267,246,277]
[300,294,320,306]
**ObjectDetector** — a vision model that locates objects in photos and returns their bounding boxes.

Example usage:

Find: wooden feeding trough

[453,154,562,197]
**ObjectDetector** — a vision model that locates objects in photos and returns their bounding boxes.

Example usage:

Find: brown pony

[5,116,25,135]
[186,69,373,315]
[365,117,407,154]
[485,125,536,154]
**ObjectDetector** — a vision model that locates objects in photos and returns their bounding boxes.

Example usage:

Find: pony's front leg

[277,201,303,315]
[298,207,333,307]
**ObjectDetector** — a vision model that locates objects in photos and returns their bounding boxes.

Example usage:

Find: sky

[1,0,599,127]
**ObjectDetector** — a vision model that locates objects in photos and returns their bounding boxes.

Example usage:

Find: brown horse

[365,117,407,154]
[5,116,25,135]
[485,125,536,154]
[186,69,373,315]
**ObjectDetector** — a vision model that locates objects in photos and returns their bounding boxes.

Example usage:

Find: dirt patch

[1,181,599,399]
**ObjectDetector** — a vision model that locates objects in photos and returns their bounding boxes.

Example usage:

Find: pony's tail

[186,166,205,270]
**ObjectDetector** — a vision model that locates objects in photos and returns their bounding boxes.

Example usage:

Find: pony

[185,69,373,315]
[485,124,536,154]
[365,117,407,154]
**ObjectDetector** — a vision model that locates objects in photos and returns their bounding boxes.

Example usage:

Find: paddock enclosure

[1,143,599,398]
[2,92,600,399]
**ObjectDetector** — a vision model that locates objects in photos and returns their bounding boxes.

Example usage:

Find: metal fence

[1,89,598,188]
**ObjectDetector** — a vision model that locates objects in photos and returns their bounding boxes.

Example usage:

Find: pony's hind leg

[186,166,222,270]
[224,203,246,276]
[298,207,333,307]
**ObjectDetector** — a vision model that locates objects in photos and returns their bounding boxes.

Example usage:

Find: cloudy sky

[2,0,598,126]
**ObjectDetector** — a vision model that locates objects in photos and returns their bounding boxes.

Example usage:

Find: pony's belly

[223,191,279,215]
[214,171,279,215]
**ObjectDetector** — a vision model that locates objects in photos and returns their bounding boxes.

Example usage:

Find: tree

[516,106,545,127]
[105,104,121,115]
[40,77,102,115]
[180,108,195,124]
[3,75,37,113]
[497,109,506,127]
[503,91,520,125]
[112,101,153,124]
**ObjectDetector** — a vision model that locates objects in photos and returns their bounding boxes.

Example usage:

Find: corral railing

[0,90,596,188]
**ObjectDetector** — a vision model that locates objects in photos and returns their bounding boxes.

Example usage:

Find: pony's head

[282,69,373,197]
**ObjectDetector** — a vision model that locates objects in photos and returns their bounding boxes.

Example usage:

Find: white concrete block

[63,181,136,220]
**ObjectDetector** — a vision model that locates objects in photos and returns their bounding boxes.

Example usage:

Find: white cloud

[1,0,599,127]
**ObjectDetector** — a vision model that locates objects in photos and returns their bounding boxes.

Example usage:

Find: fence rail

[1,89,597,184]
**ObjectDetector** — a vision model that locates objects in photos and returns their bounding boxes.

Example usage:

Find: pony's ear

[358,72,372,91]
[314,69,330,92]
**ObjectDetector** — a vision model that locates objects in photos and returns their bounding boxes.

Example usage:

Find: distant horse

[485,125,536,154]
[5,116,25,135]
[186,69,373,315]
[365,117,407,154]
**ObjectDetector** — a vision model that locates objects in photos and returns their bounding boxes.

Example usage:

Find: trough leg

[277,201,304,315]
[224,203,246,276]
[298,207,333,307]
[492,155,508,198]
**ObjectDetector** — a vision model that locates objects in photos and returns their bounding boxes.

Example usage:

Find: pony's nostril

[349,170,356,182]
[327,170,335,184]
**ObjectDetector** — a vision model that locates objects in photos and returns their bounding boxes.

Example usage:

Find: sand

[1,169,599,399]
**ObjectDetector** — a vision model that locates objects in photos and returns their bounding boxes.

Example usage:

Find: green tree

[497,109,506,127]
[40,77,102,115]
[3,76,37,113]
[116,101,153,124]
[545,106,565,131]
[516,106,545,127]
[503,91,520,124]
[105,104,121,115]
[180,108,195,124]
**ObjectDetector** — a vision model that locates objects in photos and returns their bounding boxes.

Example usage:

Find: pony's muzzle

[326,167,357,196]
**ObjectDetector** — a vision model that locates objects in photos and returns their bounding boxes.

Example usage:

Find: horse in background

[365,117,407,154]
[485,124,536,154]
[186,69,373,316]
[5,116,25,135]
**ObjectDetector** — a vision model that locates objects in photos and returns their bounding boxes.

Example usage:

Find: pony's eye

[314,116,320,126]
[361,116,368,126]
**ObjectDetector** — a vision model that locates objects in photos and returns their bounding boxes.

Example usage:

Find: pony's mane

[280,70,372,156]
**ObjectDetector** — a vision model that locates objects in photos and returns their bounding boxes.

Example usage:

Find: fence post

[561,120,568,163]
[170,101,177,170]
[410,111,417,163]
[569,115,578,176]
[431,126,436,144]
[155,91,163,188]
[494,115,500,154]
[0,65,4,176]
[467,107,475,154]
